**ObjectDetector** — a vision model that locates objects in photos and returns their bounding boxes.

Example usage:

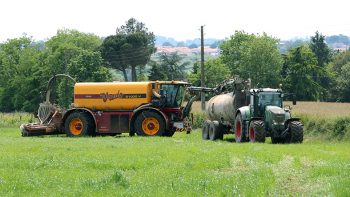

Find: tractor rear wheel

[65,111,94,137]
[235,114,247,142]
[135,111,166,136]
[288,121,303,143]
[209,121,223,141]
[249,120,266,143]
[202,120,211,140]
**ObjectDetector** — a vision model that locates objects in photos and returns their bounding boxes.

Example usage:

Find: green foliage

[0,30,111,112]
[0,37,47,112]
[191,111,207,129]
[188,58,230,88]
[283,45,322,100]
[44,29,111,108]
[220,31,283,88]
[148,52,189,81]
[331,50,350,102]
[309,31,333,101]
[101,18,156,81]
[300,114,350,141]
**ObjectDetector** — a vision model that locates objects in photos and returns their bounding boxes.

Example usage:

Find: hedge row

[191,111,350,141]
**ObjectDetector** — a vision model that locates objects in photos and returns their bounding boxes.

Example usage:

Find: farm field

[191,101,350,118]
[0,127,349,196]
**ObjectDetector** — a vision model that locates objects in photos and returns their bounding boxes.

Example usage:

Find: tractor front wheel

[249,120,266,143]
[288,121,303,143]
[64,112,94,137]
[135,111,166,136]
[235,114,247,142]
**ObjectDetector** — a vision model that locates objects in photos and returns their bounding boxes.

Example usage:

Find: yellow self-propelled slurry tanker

[21,74,191,137]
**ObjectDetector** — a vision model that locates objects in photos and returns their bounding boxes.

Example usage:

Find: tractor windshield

[160,84,185,107]
[258,92,282,108]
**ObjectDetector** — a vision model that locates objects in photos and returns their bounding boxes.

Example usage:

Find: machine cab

[156,81,190,108]
[250,88,282,117]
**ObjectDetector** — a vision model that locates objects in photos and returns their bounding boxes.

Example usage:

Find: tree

[309,31,333,101]
[0,37,46,111]
[330,50,350,101]
[45,29,111,108]
[335,63,350,102]
[188,58,231,88]
[148,52,189,81]
[220,31,283,87]
[283,45,321,100]
[101,18,156,81]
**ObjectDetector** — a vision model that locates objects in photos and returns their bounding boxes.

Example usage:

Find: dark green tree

[148,52,189,81]
[45,29,111,108]
[309,31,333,100]
[284,45,321,100]
[0,37,46,111]
[188,58,231,88]
[101,18,156,81]
[220,31,283,88]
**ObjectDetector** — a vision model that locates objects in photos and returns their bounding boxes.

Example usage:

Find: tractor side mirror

[292,95,297,105]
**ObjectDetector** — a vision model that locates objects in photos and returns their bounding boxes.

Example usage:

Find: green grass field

[0,127,349,196]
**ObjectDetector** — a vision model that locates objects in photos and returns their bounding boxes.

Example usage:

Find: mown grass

[0,127,349,196]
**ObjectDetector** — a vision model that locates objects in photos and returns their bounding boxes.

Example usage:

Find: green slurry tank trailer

[201,80,303,144]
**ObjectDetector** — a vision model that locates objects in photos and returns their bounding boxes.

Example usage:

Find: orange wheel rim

[69,118,83,135]
[142,117,160,135]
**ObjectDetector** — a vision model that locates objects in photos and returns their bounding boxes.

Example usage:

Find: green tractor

[234,88,303,143]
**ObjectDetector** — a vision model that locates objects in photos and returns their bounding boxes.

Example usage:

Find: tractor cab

[250,88,283,117]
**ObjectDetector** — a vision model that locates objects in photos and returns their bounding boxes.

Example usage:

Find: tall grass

[298,114,350,141]
[0,113,35,127]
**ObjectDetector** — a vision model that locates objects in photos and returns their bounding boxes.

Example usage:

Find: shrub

[191,111,208,129]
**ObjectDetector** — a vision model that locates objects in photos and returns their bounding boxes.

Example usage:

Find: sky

[0,0,349,42]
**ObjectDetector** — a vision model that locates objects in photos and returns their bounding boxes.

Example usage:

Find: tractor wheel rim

[236,121,241,139]
[250,127,255,142]
[69,118,83,135]
[142,117,160,135]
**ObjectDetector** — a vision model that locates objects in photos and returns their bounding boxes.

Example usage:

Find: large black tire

[64,111,94,137]
[248,120,266,143]
[135,111,166,136]
[209,121,223,141]
[202,120,211,140]
[288,121,303,143]
[271,137,283,144]
[235,114,247,142]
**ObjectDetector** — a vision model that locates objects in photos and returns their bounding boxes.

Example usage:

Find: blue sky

[1,0,349,42]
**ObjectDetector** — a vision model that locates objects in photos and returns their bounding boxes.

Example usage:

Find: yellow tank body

[73,82,153,110]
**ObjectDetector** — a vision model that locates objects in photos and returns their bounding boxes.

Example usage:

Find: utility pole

[200,25,205,111]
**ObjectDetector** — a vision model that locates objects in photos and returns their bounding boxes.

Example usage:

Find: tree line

[1,18,350,112]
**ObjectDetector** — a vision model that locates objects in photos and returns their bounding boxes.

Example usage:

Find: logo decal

[100,91,123,102]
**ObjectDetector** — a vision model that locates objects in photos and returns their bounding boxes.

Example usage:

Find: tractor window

[160,84,185,107]
[258,92,282,108]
